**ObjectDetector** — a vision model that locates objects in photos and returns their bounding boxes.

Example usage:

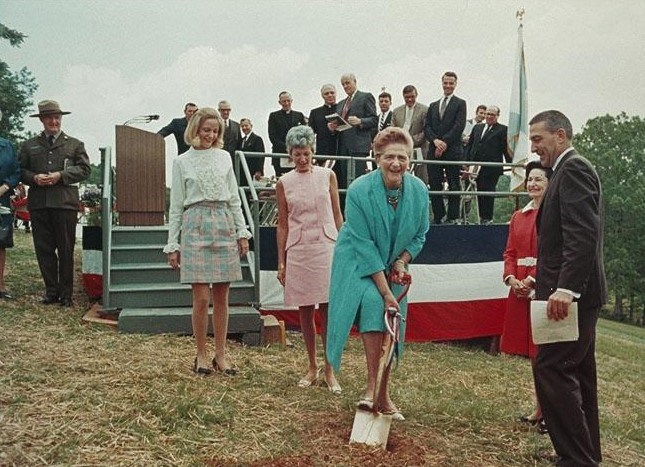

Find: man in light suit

[157,102,197,155]
[328,73,377,189]
[268,91,306,177]
[464,105,512,224]
[530,110,606,467]
[19,100,91,307]
[392,85,429,183]
[218,100,241,161]
[239,118,265,185]
[423,71,467,224]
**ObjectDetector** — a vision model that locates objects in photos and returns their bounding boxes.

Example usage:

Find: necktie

[481,124,489,139]
[242,135,248,149]
[341,96,352,120]
[404,106,413,132]
[439,96,448,119]
[48,135,55,147]
[379,113,385,131]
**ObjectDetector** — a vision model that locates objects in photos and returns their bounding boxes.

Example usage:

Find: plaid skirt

[180,201,242,284]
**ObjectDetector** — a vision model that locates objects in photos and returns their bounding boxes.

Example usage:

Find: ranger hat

[30,100,71,117]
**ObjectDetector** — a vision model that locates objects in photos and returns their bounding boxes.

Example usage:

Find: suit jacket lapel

[49,132,66,149]
[554,149,577,174]
[412,106,422,125]
[482,123,492,141]
[537,150,577,232]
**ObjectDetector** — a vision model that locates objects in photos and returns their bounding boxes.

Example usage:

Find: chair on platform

[459,165,480,225]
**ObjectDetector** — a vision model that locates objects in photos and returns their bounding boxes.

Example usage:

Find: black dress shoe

[41,295,60,305]
[517,415,539,426]
[0,291,13,300]
[212,357,237,376]
[193,358,213,376]
[59,298,74,307]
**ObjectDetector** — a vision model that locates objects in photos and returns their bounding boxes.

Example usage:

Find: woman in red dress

[501,160,552,432]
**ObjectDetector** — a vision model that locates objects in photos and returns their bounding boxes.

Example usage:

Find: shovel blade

[349,409,392,448]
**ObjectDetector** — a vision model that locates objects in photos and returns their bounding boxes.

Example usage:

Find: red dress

[500,203,538,358]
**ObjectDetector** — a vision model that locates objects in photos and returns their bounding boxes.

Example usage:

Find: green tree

[0,23,38,143]
[83,163,103,187]
[575,113,645,325]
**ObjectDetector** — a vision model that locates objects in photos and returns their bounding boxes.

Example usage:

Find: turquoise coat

[326,170,429,372]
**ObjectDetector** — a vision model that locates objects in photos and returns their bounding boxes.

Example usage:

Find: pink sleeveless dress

[281,166,338,307]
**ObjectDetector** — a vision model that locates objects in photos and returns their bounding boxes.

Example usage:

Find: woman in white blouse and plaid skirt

[164,107,251,376]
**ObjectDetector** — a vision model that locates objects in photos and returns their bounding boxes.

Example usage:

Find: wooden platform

[118,306,262,345]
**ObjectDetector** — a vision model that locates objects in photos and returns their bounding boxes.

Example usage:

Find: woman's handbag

[0,213,14,248]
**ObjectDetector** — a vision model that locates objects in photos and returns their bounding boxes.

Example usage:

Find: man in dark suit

[308,84,338,158]
[157,102,197,155]
[19,100,91,307]
[423,71,467,224]
[374,90,393,138]
[268,91,306,177]
[530,110,606,466]
[218,100,241,161]
[465,105,512,224]
[328,73,377,188]
[239,118,265,185]
[392,84,429,183]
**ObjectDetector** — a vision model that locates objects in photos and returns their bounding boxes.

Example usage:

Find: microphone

[123,115,160,125]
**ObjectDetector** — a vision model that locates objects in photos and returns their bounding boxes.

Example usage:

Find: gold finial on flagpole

[516,8,525,24]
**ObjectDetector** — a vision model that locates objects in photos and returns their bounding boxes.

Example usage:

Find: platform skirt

[179,201,242,284]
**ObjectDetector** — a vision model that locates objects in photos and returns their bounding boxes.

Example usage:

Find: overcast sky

[3,0,644,181]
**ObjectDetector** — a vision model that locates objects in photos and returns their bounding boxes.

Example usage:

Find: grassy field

[1,231,643,466]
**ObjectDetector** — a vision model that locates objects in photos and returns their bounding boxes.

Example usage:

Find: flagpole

[508,7,530,196]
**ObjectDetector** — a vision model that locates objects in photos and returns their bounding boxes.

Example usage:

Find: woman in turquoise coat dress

[327,127,429,420]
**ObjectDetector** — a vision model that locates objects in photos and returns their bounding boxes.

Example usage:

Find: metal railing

[234,151,528,223]
[100,146,114,309]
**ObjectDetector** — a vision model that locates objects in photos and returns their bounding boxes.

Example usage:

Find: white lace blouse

[164,147,251,253]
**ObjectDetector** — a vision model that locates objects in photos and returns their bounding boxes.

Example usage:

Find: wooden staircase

[108,225,262,345]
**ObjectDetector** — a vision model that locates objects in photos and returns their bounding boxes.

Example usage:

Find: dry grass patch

[1,232,643,466]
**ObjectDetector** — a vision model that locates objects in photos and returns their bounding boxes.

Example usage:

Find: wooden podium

[115,126,166,225]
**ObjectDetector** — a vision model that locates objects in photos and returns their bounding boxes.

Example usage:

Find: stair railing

[234,150,261,304]
[99,146,114,309]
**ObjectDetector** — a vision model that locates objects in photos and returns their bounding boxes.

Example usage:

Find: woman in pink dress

[276,126,343,393]
[501,160,552,432]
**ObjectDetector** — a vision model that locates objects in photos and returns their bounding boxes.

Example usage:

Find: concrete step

[118,305,262,345]
[108,281,255,308]
[110,261,253,284]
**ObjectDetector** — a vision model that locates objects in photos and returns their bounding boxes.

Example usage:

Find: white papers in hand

[530,301,579,345]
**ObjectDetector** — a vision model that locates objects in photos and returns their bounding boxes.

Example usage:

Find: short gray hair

[529,110,573,140]
[286,125,315,153]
